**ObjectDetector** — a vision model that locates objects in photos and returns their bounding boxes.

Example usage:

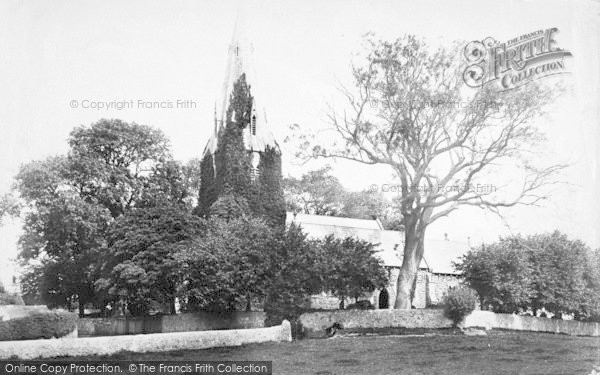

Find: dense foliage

[97,205,206,316]
[252,146,286,227]
[263,223,329,326]
[196,154,217,216]
[0,194,19,226]
[318,235,388,309]
[176,216,276,312]
[456,231,600,320]
[214,74,254,203]
[198,74,285,227]
[173,219,387,322]
[14,119,197,316]
[442,287,478,326]
[283,166,402,230]
[455,238,535,313]
[12,117,387,320]
[283,166,346,216]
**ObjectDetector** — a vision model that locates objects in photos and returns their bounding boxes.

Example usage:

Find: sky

[0,0,599,288]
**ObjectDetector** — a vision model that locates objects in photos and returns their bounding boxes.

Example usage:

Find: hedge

[0,310,77,341]
[0,293,25,306]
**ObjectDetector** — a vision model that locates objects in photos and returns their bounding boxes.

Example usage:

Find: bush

[443,287,478,326]
[0,310,77,341]
[0,293,25,305]
[456,232,600,319]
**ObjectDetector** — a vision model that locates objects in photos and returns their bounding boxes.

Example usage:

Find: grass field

[68,331,599,375]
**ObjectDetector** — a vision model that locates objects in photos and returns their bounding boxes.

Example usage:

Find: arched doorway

[378,289,389,309]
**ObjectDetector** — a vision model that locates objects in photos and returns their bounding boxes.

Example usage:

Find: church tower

[197,11,285,226]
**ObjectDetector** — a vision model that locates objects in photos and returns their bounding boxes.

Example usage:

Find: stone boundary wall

[162,311,265,333]
[78,311,266,336]
[0,320,291,359]
[464,311,600,336]
[299,309,600,337]
[300,309,452,336]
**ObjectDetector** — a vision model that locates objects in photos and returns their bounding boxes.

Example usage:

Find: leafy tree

[263,223,328,325]
[14,119,189,315]
[67,119,171,218]
[318,235,388,309]
[253,146,286,227]
[139,160,196,209]
[341,190,403,231]
[97,205,205,316]
[196,154,217,217]
[524,232,599,318]
[455,238,535,313]
[582,249,600,321]
[341,190,386,219]
[182,158,203,207]
[0,193,19,226]
[172,217,389,324]
[456,231,600,319]
[214,74,253,204]
[283,167,403,229]
[176,216,275,312]
[15,156,112,315]
[209,194,251,221]
[293,35,564,308]
[283,166,346,216]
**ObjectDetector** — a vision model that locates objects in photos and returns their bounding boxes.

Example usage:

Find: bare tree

[294,36,565,309]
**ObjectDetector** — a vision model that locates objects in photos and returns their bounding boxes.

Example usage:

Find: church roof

[288,212,383,230]
[286,212,468,275]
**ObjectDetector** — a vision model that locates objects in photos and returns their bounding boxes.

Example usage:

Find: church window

[251,115,256,135]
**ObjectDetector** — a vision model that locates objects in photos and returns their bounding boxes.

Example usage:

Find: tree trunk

[78,302,85,318]
[394,229,425,309]
[246,293,252,311]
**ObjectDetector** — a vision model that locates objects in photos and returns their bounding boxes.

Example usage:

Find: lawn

[67,331,599,375]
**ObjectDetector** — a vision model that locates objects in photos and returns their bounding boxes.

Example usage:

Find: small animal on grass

[326,322,343,337]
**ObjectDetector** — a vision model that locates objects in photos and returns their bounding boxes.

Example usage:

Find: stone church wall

[308,268,461,310]
[426,273,462,306]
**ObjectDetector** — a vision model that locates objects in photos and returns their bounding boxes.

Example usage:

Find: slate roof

[286,212,468,275]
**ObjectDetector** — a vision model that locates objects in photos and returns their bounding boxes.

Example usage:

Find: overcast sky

[0,0,599,287]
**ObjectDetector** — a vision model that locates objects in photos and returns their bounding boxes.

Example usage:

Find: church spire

[203,4,279,159]
[217,5,252,130]
[197,5,285,223]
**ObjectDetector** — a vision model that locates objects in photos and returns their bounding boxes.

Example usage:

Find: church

[198,18,465,310]
[196,14,285,228]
